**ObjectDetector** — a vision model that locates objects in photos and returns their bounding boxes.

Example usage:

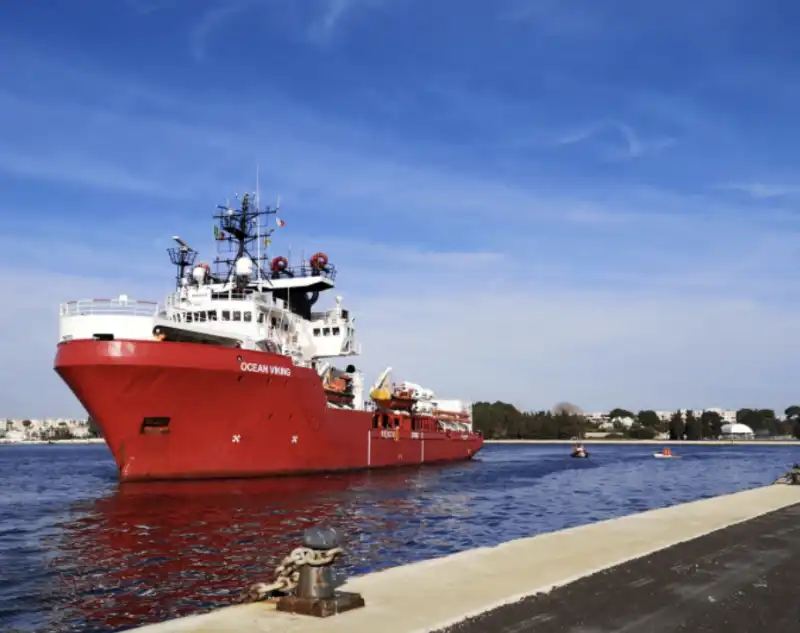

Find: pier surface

[130,485,799,633]
[438,501,800,633]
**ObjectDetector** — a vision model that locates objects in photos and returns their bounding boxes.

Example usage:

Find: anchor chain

[240,546,344,603]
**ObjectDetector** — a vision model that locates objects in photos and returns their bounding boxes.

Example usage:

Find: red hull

[54,340,484,482]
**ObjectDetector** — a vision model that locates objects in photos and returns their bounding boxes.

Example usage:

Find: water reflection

[49,469,427,633]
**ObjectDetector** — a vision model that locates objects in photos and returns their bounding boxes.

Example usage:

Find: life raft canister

[271,256,289,273]
[310,252,329,269]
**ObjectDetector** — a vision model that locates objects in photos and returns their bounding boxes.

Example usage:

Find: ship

[54,190,484,482]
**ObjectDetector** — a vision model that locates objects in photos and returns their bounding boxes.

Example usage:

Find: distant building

[0,418,90,441]
[721,423,755,440]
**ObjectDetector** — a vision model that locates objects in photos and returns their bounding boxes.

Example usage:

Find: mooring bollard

[241,524,365,618]
[297,526,341,600]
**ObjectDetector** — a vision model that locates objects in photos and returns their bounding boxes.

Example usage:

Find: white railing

[60,298,160,317]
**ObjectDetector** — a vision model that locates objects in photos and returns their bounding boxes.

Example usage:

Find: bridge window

[186,313,193,323]
[323,327,331,336]
[313,328,321,336]
[243,311,252,322]
[332,327,340,335]
[207,310,217,321]
[222,311,230,321]
[195,312,206,322]
[233,311,241,322]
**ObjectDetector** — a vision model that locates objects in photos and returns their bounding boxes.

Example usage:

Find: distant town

[1,417,96,442]
[3,407,799,444]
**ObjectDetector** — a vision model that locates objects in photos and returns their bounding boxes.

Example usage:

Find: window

[313,328,321,336]
[233,311,242,321]
[208,310,218,321]
[323,327,331,336]
[271,317,277,327]
[332,327,340,335]
[196,312,206,322]
[222,311,231,321]
[244,312,252,322]
[258,313,265,324]
[186,313,193,323]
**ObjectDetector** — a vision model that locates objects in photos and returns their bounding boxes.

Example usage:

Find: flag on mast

[276,218,286,228]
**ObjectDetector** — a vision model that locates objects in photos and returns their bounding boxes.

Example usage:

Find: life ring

[310,252,328,269]
[271,256,289,273]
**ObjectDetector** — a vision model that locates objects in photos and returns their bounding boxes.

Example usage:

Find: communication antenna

[167,235,197,288]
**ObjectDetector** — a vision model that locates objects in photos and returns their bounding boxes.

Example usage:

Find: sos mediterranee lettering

[240,362,292,377]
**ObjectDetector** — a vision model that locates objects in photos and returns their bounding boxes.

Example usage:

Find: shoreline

[0,438,106,446]
[128,484,800,633]
[485,438,800,446]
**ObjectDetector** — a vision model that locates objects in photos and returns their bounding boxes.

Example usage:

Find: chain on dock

[240,545,344,603]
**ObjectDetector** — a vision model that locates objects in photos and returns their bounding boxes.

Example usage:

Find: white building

[720,423,755,440]
[1,418,90,441]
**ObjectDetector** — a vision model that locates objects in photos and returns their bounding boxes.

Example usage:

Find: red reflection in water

[50,469,419,633]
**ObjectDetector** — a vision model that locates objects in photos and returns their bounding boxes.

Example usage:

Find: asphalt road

[438,501,800,633]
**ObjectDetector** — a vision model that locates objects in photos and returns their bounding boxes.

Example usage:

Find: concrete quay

[439,500,800,633]
[129,484,799,633]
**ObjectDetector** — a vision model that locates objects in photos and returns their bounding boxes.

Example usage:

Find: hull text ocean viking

[240,362,292,377]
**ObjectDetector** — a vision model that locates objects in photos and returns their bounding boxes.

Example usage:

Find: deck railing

[60,298,160,317]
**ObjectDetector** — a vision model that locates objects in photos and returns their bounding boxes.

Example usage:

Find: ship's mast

[167,236,197,289]
[212,191,277,286]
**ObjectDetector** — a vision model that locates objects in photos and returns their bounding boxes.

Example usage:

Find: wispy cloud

[189,0,262,61]
[715,182,800,200]
[186,0,394,58]
[499,0,600,36]
[555,121,675,160]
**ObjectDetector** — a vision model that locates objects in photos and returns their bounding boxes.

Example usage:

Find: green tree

[784,405,800,422]
[626,423,657,440]
[608,408,635,421]
[684,410,702,440]
[700,410,723,438]
[636,410,661,429]
[669,410,685,440]
[87,416,103,438]
[794,421,800,440]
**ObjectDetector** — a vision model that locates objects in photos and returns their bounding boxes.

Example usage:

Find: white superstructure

[56,189,465,428]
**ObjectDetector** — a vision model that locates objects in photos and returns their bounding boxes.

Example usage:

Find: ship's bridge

[59,295,159,342]
[306,296,361,359]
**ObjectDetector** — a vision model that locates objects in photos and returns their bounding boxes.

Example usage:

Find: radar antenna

[212,191,278,286]
[167,236,197,289]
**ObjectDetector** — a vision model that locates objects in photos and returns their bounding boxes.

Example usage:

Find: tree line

[472,402,800,441]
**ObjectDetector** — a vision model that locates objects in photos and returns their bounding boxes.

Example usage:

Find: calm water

[0,442,795,633]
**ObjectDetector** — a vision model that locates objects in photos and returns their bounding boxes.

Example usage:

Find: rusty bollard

[276,526,366,617]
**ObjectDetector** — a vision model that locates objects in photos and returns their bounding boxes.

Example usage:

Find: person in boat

[659,447,673,457]
[571,443,588,458]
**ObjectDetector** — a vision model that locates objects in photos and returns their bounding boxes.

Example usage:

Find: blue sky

[3,0,800,418]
